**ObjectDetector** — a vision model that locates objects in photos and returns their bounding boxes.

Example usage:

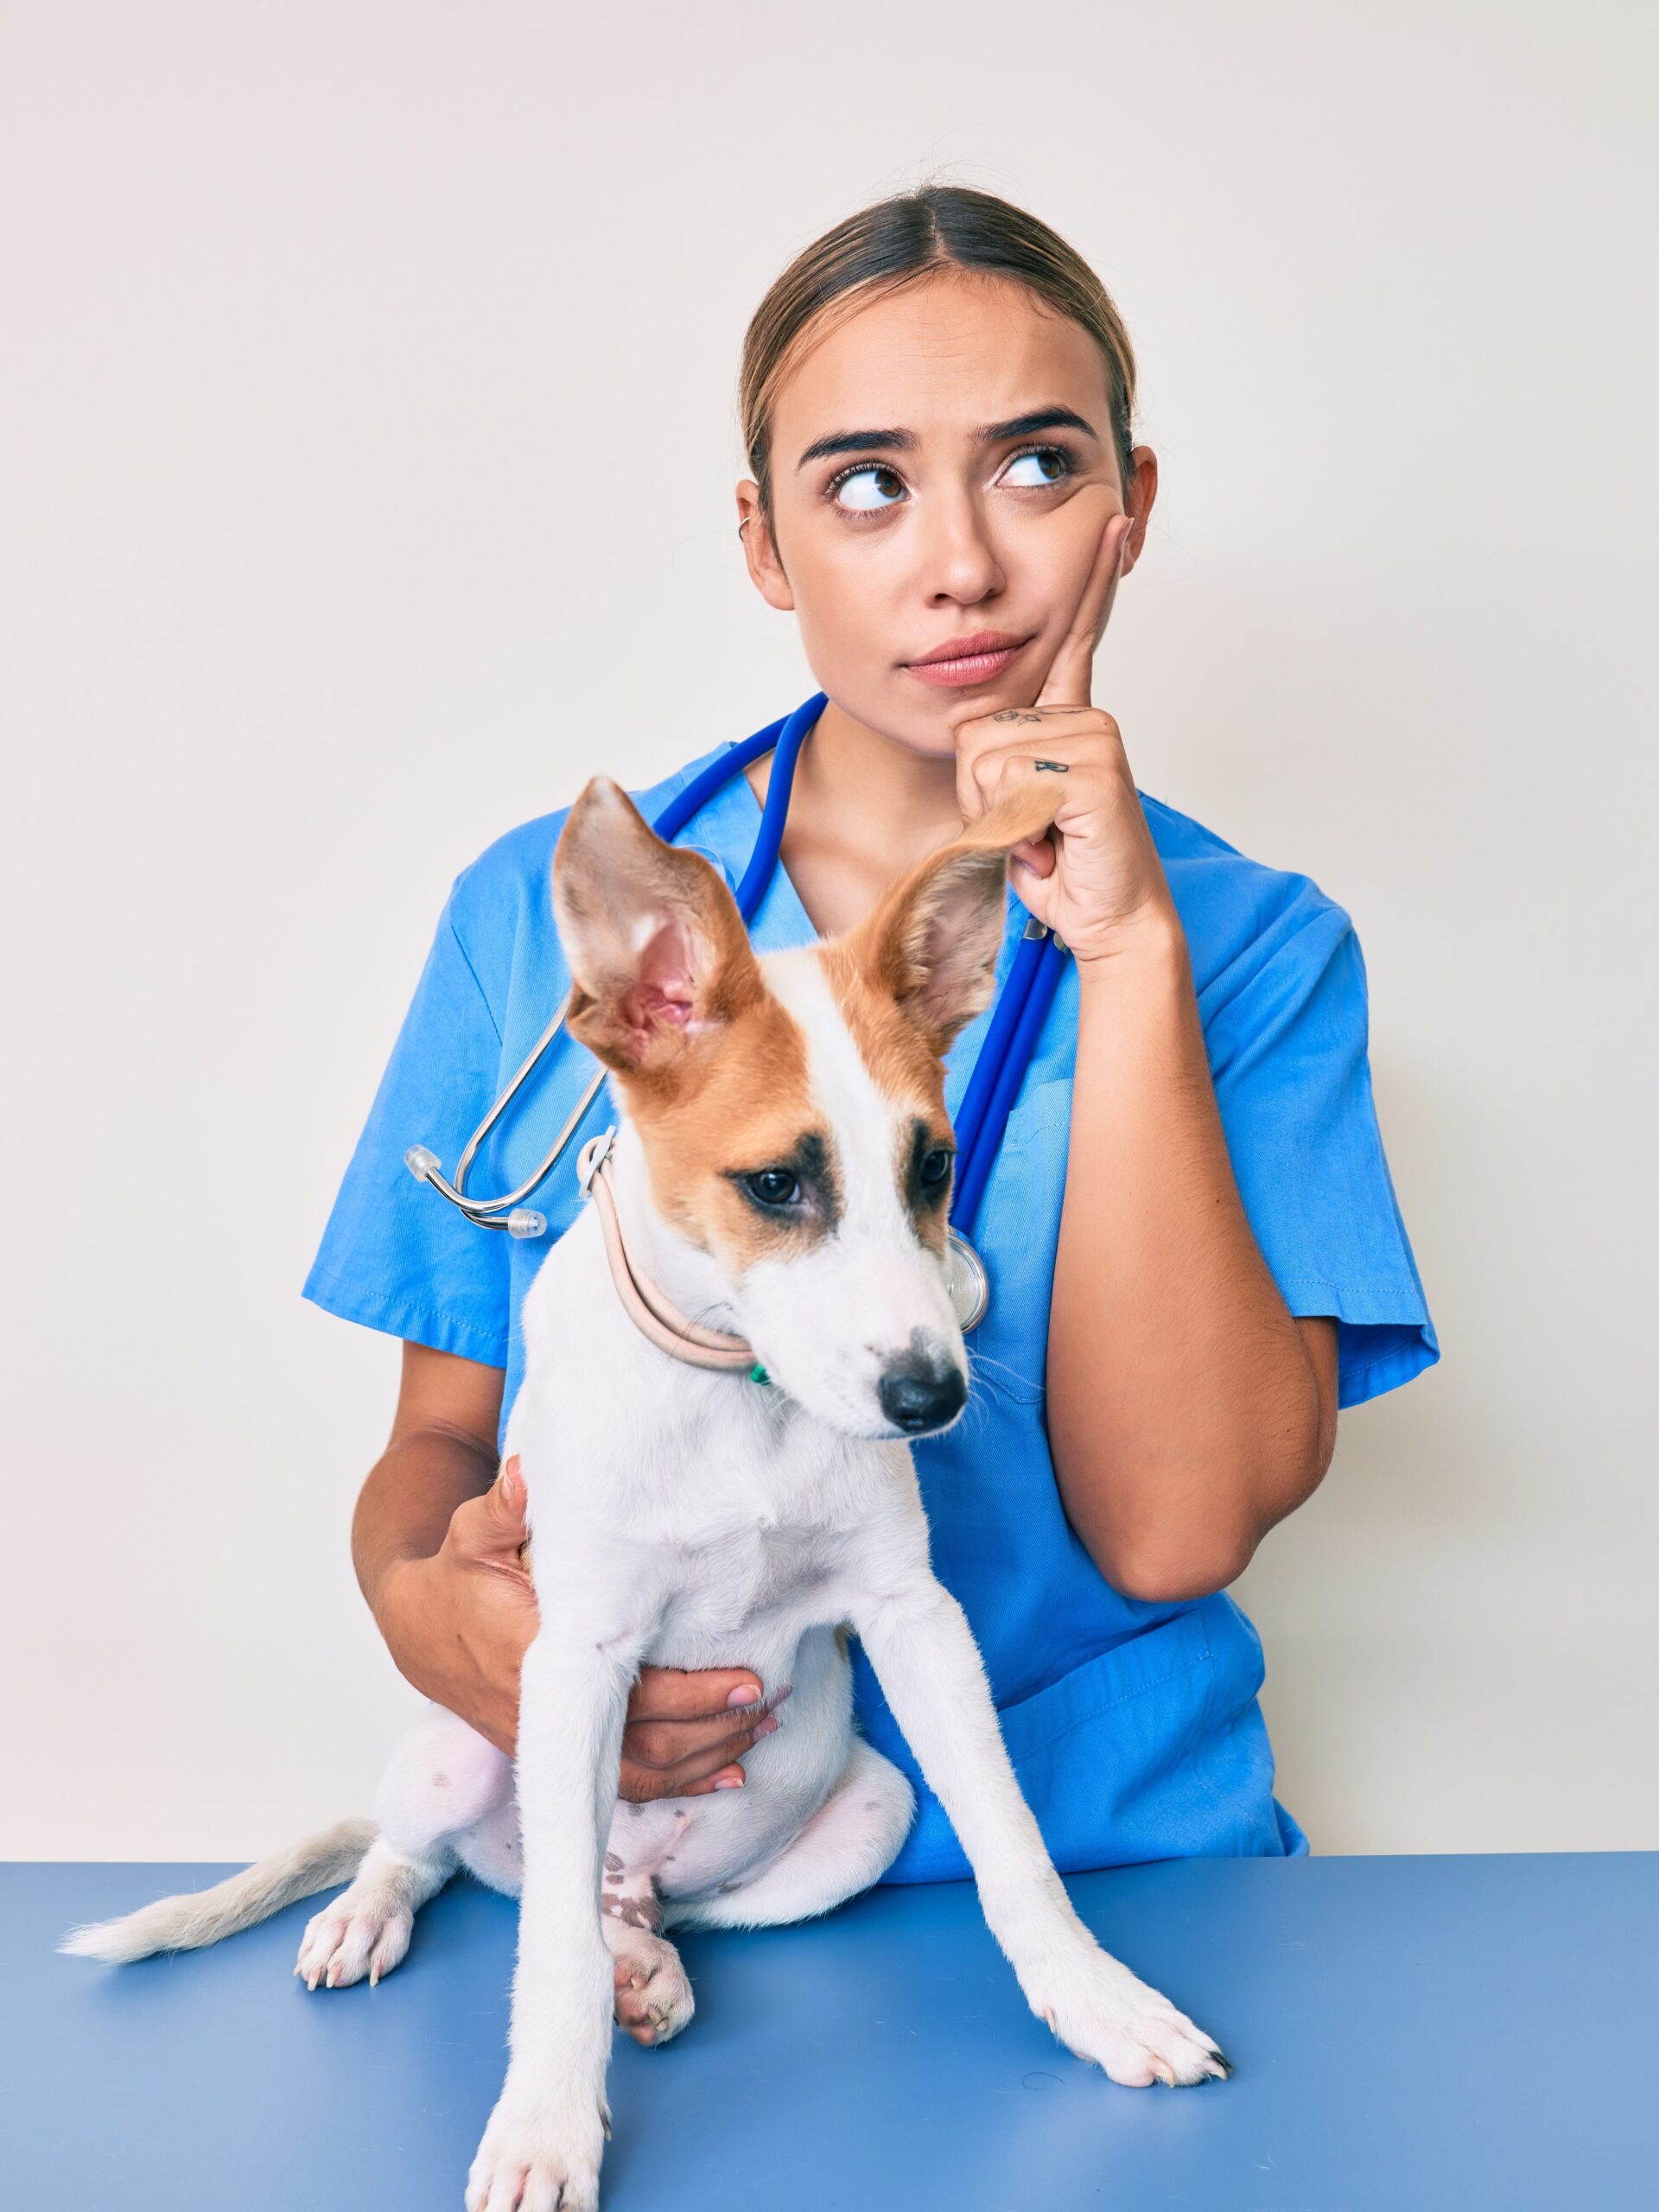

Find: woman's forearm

[1045,912,1326,1599]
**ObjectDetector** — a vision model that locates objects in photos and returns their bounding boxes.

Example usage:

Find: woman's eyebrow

[794,404,1099,473]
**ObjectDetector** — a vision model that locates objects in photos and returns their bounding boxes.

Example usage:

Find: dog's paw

[1030,1948,1230,2088]
[294,1891,413,1991]
[465,2088,607,2212]
[611,1933,696,2047]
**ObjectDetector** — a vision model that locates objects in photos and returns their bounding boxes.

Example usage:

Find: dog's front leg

[467,1620,643,2212]
[851,1574,1230,2088]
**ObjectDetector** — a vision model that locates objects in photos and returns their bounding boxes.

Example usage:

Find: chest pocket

[963,1075,1074,1408]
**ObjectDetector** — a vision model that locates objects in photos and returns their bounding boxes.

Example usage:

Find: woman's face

[738,268,1157,759]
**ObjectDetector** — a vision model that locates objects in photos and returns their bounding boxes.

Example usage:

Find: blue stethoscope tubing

[950,920,1068,1237]
[406,690,1069,1313]
[655,692,819,911]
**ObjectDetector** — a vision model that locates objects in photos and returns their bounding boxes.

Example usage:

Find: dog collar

[576,1130,768,1382]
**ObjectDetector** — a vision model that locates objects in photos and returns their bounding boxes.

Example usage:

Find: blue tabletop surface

[7,1852,1656,2209]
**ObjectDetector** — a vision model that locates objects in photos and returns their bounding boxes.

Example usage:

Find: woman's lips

[902,637,1031,688]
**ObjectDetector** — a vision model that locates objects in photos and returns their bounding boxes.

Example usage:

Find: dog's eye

[745,1167,800,1208]
[918,1147,953,1190]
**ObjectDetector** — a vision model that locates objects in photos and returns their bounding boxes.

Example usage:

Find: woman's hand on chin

[950,507,1182,969]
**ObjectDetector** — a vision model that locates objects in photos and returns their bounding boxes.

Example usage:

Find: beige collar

[577,1130,762,1377]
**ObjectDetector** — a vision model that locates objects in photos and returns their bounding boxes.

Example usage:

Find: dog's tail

[57,1815,378,1965]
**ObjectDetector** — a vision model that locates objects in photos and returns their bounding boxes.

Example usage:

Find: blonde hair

[739,184,1138,534]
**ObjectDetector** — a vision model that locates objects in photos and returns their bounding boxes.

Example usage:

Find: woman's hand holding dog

[360,1345,779,1794]
[375,1456,543,1763]
[383,1456,781,1794]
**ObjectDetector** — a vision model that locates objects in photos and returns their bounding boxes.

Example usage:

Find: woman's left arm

[953,507,1338,1605]
[1046,912,1338,1600]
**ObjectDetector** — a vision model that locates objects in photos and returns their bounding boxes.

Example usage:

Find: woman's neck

[743,695,965,938]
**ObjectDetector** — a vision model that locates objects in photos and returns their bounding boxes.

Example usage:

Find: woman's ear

[845,779,1064,1053]
[552,778,763,1076]
[735,480,793,611]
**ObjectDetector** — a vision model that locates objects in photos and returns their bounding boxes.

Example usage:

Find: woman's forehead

[771,275,1113,461]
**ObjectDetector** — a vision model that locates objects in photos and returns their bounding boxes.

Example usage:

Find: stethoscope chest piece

[944,1226,990,1333]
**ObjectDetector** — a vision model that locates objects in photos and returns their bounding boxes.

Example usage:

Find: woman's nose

[913,487,1006,605]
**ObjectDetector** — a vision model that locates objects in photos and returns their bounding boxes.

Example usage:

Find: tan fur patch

[816,942,945,1119]
[826,779,1059,1060]
[620,983,837,1272]
[815,942,952,1255]
[813,779,1065,1246]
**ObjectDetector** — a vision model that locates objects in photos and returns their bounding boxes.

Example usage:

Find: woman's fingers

[1033,508,1135,711]
[619,1665,791,1801]
[620,1705,787,1799]
[630,1663,766,1719]
[952,715,1092,830]
[620,1739,759,1801]
[624,1692,787,1771]
[1010,829,1058,879]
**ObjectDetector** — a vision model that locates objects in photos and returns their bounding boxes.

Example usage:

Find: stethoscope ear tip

[404,1145,441,1183]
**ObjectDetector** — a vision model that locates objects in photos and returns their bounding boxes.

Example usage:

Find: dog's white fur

[63,776,1226,2211]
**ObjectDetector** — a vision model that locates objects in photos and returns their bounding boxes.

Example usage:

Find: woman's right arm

[353,1341,783,1792]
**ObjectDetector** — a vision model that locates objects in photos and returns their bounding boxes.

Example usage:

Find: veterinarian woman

[306,185,1439,1879]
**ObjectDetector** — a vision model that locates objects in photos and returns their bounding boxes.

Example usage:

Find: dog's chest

[652,1515,852,1642]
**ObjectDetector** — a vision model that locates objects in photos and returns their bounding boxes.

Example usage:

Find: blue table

[6,1853,1656,2209]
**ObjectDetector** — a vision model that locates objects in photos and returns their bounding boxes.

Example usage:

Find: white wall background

[3,2,1653,1859]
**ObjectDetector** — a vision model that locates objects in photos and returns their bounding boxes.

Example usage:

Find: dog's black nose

[878,1357,967,1435]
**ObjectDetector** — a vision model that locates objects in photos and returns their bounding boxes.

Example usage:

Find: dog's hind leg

[601,1873,696,2047]
[297,1703,513,1991]
[296,1834,457,1989]
[664,1738,916,1932]
[594,1808,696,2045]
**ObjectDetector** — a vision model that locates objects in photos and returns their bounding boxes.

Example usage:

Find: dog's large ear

[553,777,764,1076]
[843,778,1063,1054]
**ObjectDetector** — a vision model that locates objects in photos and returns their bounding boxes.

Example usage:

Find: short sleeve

[1203,900,1440,1411]
[302,887,512,1367]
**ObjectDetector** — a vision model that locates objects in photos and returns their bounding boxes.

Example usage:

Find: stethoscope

[404,691,1070,1332]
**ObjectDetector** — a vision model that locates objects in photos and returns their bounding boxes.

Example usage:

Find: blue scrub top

[305,701,1440,1881]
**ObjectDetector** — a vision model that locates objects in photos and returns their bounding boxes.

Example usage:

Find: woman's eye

[918,1147,953,1190]
[827,445,1075,515]
[1002,445,1073,488]
[746,1168,801,1207]
[828,462,906,512]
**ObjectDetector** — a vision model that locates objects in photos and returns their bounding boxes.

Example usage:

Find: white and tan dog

[64,772,1229,2211]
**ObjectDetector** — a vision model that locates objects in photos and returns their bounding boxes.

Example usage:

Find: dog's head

[550,770,1059,1440]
